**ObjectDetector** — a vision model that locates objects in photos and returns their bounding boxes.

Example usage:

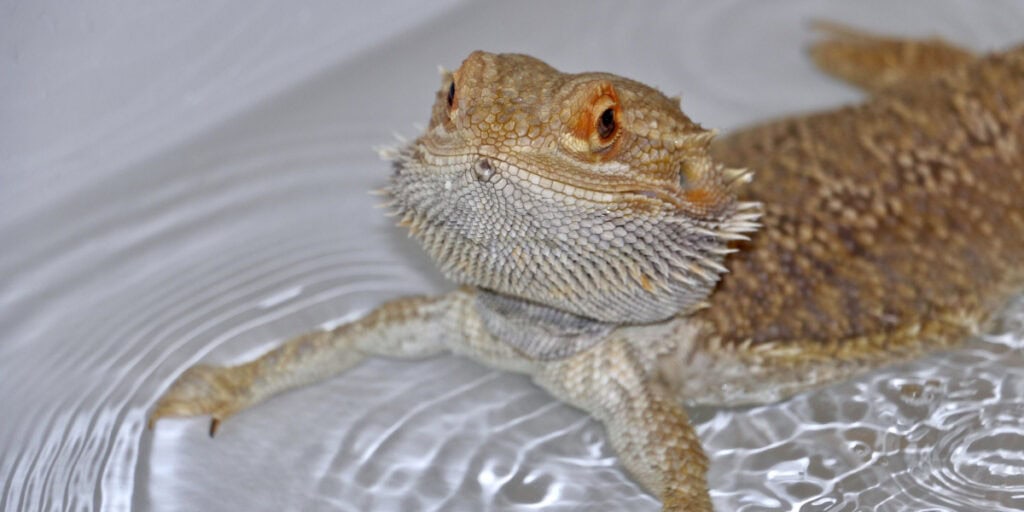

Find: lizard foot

[148,363,254,436]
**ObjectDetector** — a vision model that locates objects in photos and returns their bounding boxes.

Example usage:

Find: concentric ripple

[703,324,1024,512]
[882,378,1024,510]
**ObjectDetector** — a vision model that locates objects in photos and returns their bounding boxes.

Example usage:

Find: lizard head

[385,51,759,324]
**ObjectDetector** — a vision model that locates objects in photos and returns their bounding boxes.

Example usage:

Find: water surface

[3,1,1023,511]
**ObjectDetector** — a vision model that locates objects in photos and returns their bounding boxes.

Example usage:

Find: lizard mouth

[413,148,682,209]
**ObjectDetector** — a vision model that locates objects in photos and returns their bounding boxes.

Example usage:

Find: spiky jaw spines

[383,135,761,324]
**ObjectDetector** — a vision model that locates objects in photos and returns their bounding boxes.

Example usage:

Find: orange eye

[563,81,624,160]
[573,82,622,159]
[438,75,458,129]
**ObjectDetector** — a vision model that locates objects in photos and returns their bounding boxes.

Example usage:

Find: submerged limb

[534,339,712,512]
[149,292,463,435]
[448,310,712,510]
[809,20,974,93]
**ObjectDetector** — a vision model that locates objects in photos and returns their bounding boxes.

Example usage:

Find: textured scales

[388,50,759,324]
[150,25,1024,511]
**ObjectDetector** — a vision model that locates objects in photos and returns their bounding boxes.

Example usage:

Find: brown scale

[702,35,1024,363]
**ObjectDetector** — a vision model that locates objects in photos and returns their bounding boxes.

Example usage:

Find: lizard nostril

[473,158,494,181]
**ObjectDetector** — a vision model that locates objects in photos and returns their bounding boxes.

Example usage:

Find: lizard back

[703,46,1024,351]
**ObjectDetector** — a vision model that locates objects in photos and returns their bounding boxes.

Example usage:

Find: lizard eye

[586,89,621,155]
[564,81,622,160]
[446,82,456,110]
[596,108,616,140]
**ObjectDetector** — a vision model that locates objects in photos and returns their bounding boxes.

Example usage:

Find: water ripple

[885,394,1024,510]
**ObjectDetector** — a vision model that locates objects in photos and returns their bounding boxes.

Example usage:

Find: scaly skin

[150,25,1024,511]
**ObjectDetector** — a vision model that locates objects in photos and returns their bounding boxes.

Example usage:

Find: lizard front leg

[534,339,712,512]
[447,298,712,510]
[149,292,464,435]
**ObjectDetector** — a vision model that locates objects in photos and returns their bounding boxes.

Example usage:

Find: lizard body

[150,26,1024,510]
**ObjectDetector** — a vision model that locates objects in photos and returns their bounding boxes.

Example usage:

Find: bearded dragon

[149,24,1024,510]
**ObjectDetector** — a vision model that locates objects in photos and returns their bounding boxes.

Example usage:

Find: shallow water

[3,1,1023,511]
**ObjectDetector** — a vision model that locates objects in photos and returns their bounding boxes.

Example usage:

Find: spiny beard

[381,142,761,324]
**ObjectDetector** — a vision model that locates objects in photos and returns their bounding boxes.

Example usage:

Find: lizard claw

[148,363,253,434]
